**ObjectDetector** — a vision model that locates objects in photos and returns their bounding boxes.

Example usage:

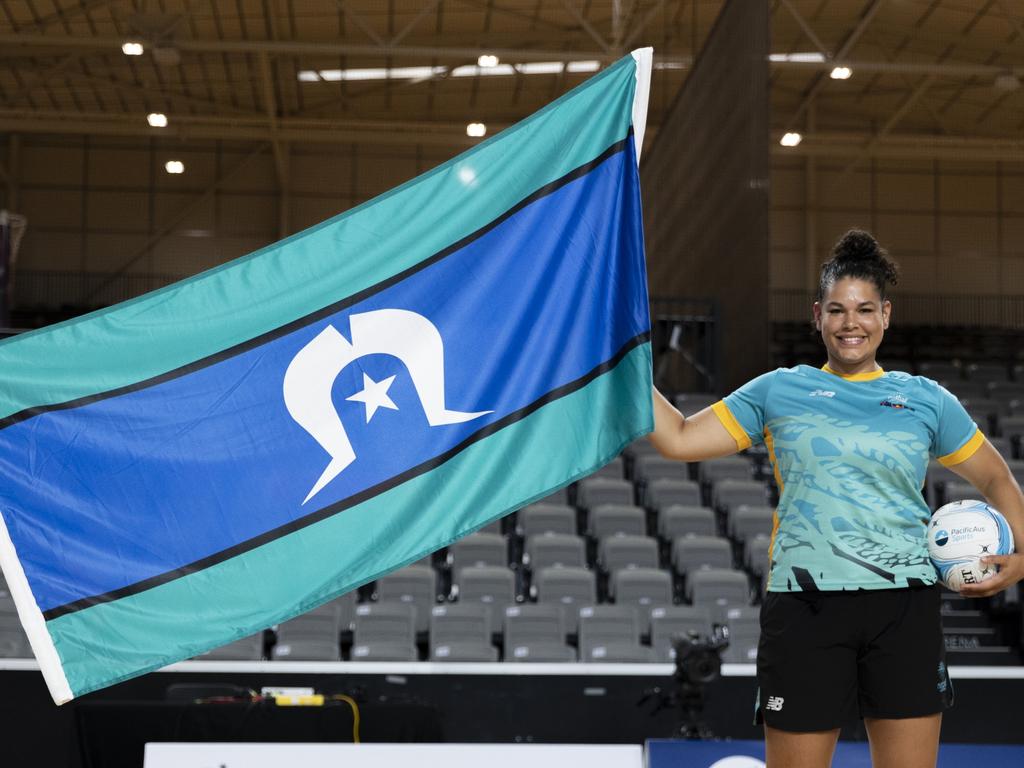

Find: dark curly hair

[817,229,900,302]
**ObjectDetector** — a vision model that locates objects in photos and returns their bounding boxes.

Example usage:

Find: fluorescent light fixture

[830,66,852,80]
[147,112,168,128]
[122,41,144,56]
[769,52,827,63]
[653,61,686,70]
[451,64,516,77]
[518,62,565,75]
[297,60,602,83]
[780,132,803,147]
[165,160,185,174]
[466,122,487,138]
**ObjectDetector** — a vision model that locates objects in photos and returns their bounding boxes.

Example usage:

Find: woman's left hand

[959,553,1024,598]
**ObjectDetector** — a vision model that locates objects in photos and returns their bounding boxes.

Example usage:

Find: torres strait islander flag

[0,50,654,702]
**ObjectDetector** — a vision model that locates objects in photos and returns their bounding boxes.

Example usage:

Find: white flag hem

[630,47,653,163]
[0,512,73,704]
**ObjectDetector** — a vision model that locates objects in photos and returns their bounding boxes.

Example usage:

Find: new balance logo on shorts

[765,696,785,711]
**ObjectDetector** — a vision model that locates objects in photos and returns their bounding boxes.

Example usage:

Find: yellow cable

[331,694,361,743]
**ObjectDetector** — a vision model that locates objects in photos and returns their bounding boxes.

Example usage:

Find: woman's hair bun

[833,229,883,262]
[817,228,899,300]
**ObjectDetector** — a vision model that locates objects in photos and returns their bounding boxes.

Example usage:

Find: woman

[648,230,1024,768]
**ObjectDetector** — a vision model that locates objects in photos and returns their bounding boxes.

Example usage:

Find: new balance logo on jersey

[765,696,785,711]
[808,390,836,398]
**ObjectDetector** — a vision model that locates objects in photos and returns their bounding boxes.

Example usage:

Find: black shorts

[755,585,953,732]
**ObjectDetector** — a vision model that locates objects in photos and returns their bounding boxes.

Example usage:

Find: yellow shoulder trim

[821,363,885,382]
[938,428,985,467]
[711,400,752,451]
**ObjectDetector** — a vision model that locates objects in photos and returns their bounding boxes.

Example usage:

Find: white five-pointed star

[346,373,399,422]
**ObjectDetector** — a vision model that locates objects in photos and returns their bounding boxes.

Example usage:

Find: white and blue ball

[928,500,1014,591]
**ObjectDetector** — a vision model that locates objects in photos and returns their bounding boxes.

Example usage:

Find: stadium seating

[429,604,497,661]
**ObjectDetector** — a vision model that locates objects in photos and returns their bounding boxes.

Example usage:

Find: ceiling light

[478,54,499,68]
[518,62,565,75]
[147,112,168,128]
[769,52,826,63]
[164,160,185,174]
[830,66,852,80]
[780,132,802,147]
[466,122,487,138]
[122,41,144,56]
[567,61,601,73]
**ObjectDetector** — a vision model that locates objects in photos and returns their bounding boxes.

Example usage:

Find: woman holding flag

[649,229,1024,768]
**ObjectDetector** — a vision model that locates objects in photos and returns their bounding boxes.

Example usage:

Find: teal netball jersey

[713,364,983,592]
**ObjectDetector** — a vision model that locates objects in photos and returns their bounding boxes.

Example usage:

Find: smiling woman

[812,231,897,377]
[647,228,1024,768]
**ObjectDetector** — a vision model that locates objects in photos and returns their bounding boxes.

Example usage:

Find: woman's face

[813,277,891,375]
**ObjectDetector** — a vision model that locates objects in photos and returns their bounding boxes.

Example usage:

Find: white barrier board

[143,742,643,768]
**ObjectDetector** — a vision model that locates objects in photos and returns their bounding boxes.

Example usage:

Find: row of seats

[201,598,760,664]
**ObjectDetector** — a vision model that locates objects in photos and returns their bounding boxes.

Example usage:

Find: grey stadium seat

[534,566,597,632]
[197,633,265,661]
[599,535,660,576]
[271,638,341,661]
[503,605,575,662]
[375,565,438,633]
[448,533,507,576]
[276,595,348,644]
[611,568,673,608]
[623,439,660,462]
[517,504,577,538]
[645,478,701,510]
[578,605,650,662]
[1001,416,1024,450]
[504,603,565,646]
[576,477,634,509]
[633,455,688,484]
[351,603,417,661]
[672,535,733,577]
[429,604,497,662]
[730,505,775,542]
[524,533,586,571]
[698,456,754,486]
[744,534,773,577]
[583,642,656,663]
[505,643,576,662]
[535,487,570,505]
[0,625,30,659]
[650,605,714,661]
[578,605,640,645]
[712,479,769,513]
[658,505,717,541]
[454,566,515,628]
[688,568,752,610]
[720,605,760,663]
[588,504,646,538]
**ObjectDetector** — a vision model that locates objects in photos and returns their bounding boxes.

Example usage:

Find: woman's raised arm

[648,387,743,463]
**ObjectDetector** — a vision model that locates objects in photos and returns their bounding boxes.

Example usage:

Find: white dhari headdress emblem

[283,309,492,504]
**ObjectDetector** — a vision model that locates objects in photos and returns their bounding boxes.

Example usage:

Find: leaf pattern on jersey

[766,412,934,587]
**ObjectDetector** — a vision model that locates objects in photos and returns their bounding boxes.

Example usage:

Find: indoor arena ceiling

[0,0,1021,162]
